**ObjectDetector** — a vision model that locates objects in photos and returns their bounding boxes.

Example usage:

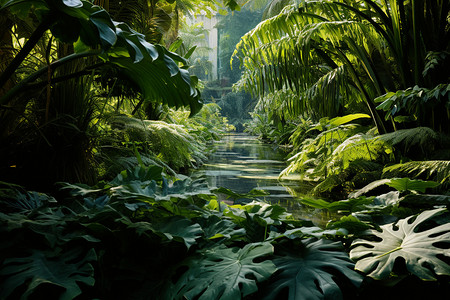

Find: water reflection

[195,133,330,225]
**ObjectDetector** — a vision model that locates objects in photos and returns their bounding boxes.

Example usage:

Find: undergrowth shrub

[1,168,449,299]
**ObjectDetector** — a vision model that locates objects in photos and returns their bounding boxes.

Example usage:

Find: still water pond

[195,133,329,224]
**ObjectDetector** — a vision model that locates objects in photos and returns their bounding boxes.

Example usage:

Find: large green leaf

[385,178,440,193]
[1,0,203,115]
[282,226,349,239]
[261,238,362,300]
[328,113,371,127]
[0,189,57,212]
[103,25,203,114]
[110,176,211,203]
[128,217,203,249]
[0,247,96,300]
[168,242,276,300]
[110,165,163,185]
[299,197,373,213]
[224,201,290,226]
[350,208,450,280]
[213,187,270,201]
[199,215,246,240]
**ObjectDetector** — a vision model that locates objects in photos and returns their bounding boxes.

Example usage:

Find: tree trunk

[0,14,15,98]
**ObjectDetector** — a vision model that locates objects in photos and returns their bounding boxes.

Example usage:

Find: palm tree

[232,0,450,134]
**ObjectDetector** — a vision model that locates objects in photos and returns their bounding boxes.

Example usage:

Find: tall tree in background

[217,6,263,83]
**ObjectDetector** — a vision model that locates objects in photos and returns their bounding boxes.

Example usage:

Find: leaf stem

[376,246,402,258]
[0,50,101,106]
[0,17,53,90]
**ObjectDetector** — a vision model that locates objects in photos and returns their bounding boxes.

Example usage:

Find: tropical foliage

[0,166,364,299]
[231,2,450,296]
[234,0,450,134]
[1,0,450,299]
[0,0,241,188]
[2,165,450,299]
[236,0,450,197]
[350,208,450,280]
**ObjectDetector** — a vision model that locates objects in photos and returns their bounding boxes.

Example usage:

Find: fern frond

[383,161,450,184]
[280,123,367,178]
[378,127,440,157]
[328,133,393,175]
[312,174,345,196]
[232,1,385,121]
[107,115,207,170]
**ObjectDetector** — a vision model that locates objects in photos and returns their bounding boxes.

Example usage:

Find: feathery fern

[102,115,208,172]
[327,133,393,175]
[281,114,372,179]
[383,161,450,184]
[378,127,441,158]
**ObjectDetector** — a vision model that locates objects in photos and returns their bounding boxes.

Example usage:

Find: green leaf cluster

[298,176,450,285]
[0,166,363,299]
[0,0,202,114]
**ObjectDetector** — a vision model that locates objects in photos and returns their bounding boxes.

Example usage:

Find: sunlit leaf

[386,178,440,193]
[350,208,450,280]
[200,215,246,240]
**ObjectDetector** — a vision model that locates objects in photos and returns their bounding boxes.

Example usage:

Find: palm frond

[231,1,389,127]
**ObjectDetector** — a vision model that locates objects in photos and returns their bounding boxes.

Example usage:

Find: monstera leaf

[127,217,203,249]
[0,247,96,299]
[350,208,450,280]
[110,165,163,185]
[262,238,362,300]
[1,0,203,115]
[110,176,211,203]
[168,242,276,300]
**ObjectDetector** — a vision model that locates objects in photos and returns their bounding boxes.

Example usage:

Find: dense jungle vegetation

[0,0,449,299]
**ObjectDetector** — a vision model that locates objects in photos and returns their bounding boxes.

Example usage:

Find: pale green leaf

[386,178,440,193]
[350,208,450,280]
